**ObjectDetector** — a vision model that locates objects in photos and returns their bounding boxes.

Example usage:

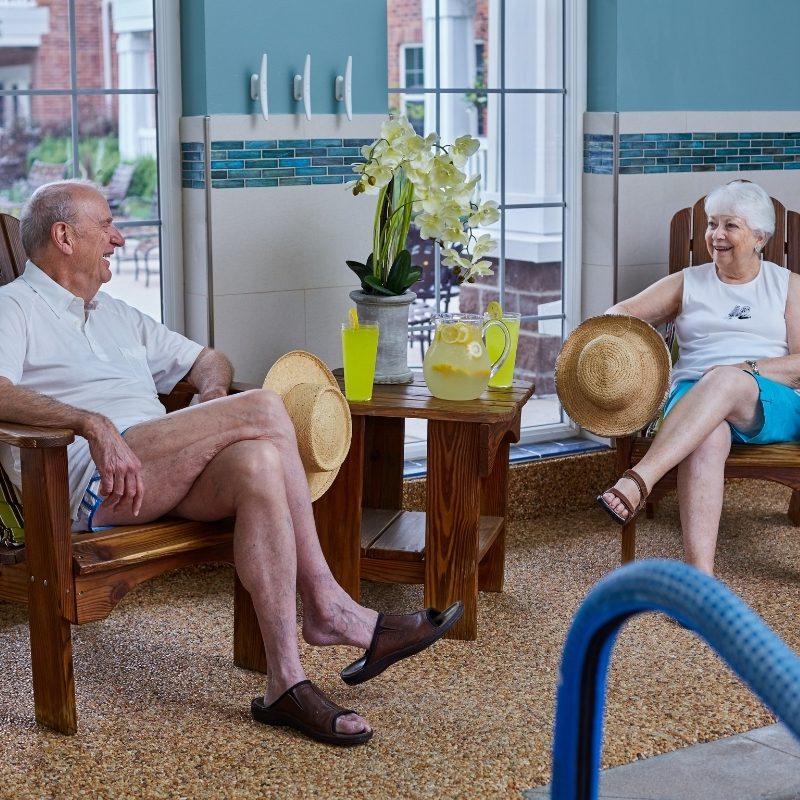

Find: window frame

[389,0,586,447]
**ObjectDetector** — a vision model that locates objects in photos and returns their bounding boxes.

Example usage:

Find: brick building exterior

[31,0,117,133]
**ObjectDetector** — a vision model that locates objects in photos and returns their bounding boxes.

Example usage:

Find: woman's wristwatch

[745,359,760,375]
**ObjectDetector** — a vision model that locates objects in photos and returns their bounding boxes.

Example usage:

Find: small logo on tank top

[727,304,751,319]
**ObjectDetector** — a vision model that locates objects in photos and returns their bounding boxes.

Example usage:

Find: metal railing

[551,559,800,799]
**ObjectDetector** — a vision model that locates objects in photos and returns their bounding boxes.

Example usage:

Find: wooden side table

[313,375,535,640]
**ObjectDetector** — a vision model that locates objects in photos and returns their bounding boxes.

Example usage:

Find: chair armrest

[0,422,74,449]
[159,379,198,413]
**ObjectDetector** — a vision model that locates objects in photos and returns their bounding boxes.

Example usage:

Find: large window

[388,0,582,444]
[0,0,175,324]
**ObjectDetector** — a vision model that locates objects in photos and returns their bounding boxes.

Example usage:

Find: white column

[422,0,477,143]
[486,0,563,248]
[117,30,155,160]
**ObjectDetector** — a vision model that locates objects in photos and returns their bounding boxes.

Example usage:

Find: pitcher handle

[482,319,510,379]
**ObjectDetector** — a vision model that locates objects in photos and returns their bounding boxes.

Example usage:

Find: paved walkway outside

[524,724,800,800]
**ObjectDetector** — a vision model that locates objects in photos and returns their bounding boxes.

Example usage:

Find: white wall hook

[334,55,352,121]
[250,53,268,121]
[293,53,311,120]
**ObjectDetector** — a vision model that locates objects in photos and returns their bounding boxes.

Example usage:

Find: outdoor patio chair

[25,160,67,194]
[101,162,136,209]
[0,214,267,734]
[613,192,800,562]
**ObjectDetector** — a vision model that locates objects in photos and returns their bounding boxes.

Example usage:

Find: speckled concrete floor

[1,458,799,800]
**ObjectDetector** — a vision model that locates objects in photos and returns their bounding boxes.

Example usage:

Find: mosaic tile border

[181,138,371,189]
[584,131,800,175]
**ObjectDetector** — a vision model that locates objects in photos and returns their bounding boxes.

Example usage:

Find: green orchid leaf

[362,275,397,295]
[345,259,370,280]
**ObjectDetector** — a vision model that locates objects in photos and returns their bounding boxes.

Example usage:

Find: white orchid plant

[347,116,500,296]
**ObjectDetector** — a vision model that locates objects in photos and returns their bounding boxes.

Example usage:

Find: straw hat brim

[554,315,671,438]
[263,350,339,395]
[263,351,351,501]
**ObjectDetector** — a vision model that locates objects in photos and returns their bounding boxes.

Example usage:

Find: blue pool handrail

[550,559,800,800]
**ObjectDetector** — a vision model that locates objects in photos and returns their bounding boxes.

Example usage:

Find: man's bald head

[20,179,101,258]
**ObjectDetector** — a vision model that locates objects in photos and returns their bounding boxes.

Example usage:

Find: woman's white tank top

[671,260,789,387]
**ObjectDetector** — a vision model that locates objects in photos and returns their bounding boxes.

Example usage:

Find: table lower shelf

[359,507,504,584]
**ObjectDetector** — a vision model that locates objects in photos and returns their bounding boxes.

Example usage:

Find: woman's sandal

[251,680,373,747]
[596,468,649,526]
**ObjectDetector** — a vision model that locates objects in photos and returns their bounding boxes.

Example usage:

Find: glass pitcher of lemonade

[423,313,510,400]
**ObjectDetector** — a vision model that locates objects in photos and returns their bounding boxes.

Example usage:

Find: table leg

[479,435,510,592]
[425,419,480,640]
[313,415,364,601]
[363,417,405,509]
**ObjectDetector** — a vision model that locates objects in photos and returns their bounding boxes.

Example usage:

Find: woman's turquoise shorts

[664,372,800,445]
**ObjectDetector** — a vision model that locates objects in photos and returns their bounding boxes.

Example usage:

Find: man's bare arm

[184,347,233,402]
[0,377,144,514]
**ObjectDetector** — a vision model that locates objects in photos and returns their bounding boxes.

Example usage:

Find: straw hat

[554,315,671,438]
[263,351,352,501]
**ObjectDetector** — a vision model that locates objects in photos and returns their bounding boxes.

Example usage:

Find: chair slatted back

[0,213,25,287]
[669,195,800,274]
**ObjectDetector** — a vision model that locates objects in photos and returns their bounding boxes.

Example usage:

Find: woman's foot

[597,468,649,524]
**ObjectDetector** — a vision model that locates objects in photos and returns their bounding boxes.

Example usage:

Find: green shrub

[129,155,157,201]
[28,135,69,167]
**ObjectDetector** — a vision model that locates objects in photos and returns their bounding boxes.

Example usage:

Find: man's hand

[83,414,144,515]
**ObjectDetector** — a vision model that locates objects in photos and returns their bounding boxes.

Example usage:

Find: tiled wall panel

[180,114,384,382]
[583,111,800,308]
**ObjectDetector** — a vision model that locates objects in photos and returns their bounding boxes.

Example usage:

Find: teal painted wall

[180,0,387,116]
[588,0,800,112]
[179,1,206,116]
[587,0,617,112]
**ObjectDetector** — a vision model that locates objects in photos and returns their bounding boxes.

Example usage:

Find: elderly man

[0,180,462,746]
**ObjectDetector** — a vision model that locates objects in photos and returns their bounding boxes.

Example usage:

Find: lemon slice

[455,323,470,343]
[348,307,359,329]
[486,301,503,320]
[440,323,459,344]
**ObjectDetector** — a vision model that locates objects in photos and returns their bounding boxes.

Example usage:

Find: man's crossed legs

[91,389,462,744]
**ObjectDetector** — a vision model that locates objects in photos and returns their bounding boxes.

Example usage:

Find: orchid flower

[348,115,498,294]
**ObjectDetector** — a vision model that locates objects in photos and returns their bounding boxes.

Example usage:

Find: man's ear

[52,221,74,254]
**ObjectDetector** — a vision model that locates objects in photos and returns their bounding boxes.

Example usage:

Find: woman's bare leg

[677,421,731,575]
[602,367,761,519]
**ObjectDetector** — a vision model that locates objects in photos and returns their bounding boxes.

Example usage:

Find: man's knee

[229,439,284,494]
[234,389,296,439]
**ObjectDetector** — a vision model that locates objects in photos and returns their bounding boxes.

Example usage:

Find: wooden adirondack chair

[614,193,800,562]
[0,214,267,734]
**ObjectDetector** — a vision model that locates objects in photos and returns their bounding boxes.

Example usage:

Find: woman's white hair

[704,179,775,241]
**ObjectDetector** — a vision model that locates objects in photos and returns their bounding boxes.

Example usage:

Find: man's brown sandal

[340,601,464,686]
[596,468,649,526]
[251,680,373,746]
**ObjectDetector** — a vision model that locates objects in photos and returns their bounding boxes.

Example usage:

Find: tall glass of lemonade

[485,312,521,388]
[341,321,380,401]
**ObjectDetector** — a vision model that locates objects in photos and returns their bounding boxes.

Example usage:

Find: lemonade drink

[341,322,379,401]
[486,312,520,388]
[423,319,492,400]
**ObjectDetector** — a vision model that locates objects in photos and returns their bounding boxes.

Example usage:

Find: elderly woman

[599,180,800,575]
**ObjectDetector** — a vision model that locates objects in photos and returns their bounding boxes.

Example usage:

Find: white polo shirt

[0,261,203,520]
